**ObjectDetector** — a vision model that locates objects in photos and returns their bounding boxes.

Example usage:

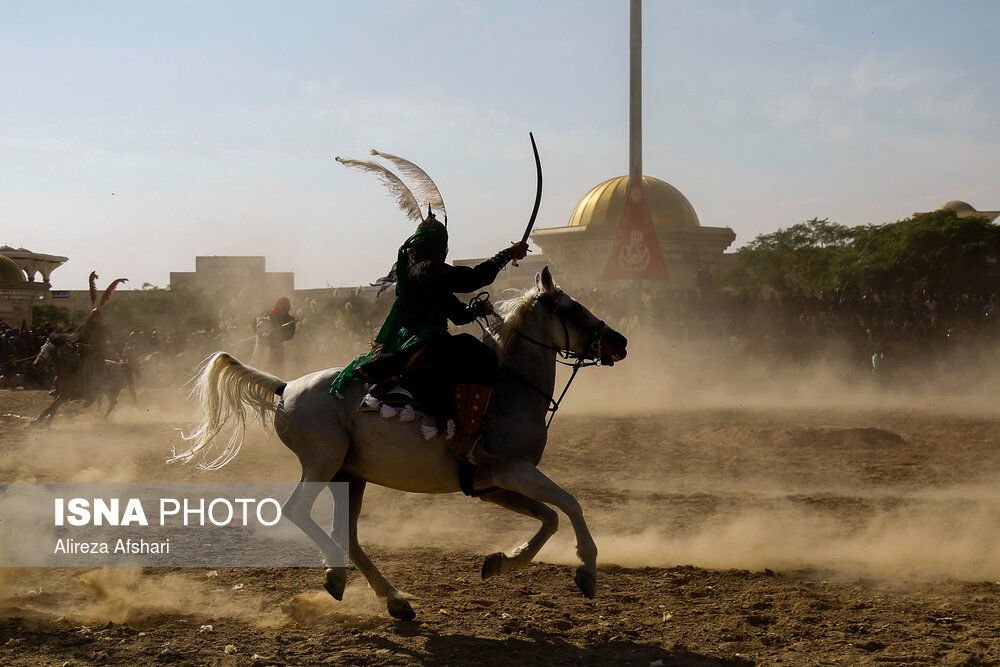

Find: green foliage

[31,303,81,328]
[718,211,1000,296]
[101,283,216,332]
[719,218,855,294]
[834,210,1000,294]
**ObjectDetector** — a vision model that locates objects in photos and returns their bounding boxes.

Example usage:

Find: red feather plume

[99,278,128,307]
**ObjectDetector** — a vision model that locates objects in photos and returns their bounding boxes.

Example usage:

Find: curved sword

[513,131,542,267]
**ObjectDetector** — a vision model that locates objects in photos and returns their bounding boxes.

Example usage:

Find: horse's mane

[492,285,542,358]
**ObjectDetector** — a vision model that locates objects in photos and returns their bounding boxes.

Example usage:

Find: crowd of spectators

[584,284,1000,384]
[5,283,1000,392]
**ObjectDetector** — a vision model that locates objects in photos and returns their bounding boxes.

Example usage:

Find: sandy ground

[2,371,1000,665]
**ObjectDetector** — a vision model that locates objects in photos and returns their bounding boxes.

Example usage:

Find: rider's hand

[510,241,529,261]
[473,299,495,317]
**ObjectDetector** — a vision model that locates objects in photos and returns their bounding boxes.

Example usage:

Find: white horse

[172,267,628,619]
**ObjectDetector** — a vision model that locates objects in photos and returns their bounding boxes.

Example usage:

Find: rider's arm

[445,294,478,326]
[444,243,529,294]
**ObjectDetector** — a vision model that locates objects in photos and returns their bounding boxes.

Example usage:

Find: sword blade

[520,131,542,243]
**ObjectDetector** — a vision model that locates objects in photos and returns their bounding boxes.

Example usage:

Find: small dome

[568,175,700,229]
[0,254,26,282]
[940,200,976,213]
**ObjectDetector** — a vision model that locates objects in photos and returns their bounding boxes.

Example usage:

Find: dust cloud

[3,318,1000,626]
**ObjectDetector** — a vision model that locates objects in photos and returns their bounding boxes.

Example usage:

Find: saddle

[356,346,435,414]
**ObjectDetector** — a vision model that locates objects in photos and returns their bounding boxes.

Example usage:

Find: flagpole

[630,0,641,327]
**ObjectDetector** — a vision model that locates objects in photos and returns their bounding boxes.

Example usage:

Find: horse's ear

[534,272,542,291]
[540,266,556,293]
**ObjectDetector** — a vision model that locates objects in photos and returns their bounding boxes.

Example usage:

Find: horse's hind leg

[31,396,64,427]
[104,392,119,419]
[491,459,599,599]
[478,490,558,580]
[282,467,349,577]
[332,473,415,620]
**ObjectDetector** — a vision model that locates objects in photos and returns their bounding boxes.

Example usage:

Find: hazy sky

[2,1,998,291]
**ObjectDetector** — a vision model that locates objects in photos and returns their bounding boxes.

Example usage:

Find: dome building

[0,253,48,328]
[915,201,1000,222]
[528,1,735,294]
[530,175,735,293]
[0,245,68,286]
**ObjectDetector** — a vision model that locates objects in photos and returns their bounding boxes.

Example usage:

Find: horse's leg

[321,475,351,602]
[490,459,599,598]
[282,466,349,584]
[32,396,64,426]
[478,490,558,580]
[334,473,415,620]
[104,389,119,419]
[127,370,138,404]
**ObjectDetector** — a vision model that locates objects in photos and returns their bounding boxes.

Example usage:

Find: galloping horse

[31,334,137,424]
[172,267,628,619]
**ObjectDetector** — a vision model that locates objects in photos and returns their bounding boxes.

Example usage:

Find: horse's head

[499,267,627,365]
[34,339,56,365]
[37,334,77,368]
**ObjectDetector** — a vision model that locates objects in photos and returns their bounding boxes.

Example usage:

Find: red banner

[602,174,670,281]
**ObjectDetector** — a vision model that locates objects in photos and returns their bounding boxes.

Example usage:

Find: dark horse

[30,334,137,425]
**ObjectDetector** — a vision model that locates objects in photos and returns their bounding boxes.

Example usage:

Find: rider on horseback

[332,210,527,464]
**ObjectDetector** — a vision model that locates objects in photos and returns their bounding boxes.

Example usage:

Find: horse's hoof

[323,567,346,601]
[574,567,596,599]
[482,552,506,580]
[387,597,415,621]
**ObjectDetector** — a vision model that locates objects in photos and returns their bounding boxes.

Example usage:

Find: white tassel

[362,393,380,409]
[380,403,397,419]
[335,157,423,222]
[399,405,417,422]
[420,423,438,441]
[445,419,456,440]
[371,149,447,219]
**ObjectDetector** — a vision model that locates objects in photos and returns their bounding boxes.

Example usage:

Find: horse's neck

[492,324,558,426]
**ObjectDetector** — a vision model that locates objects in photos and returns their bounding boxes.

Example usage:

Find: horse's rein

[476,291,603,429]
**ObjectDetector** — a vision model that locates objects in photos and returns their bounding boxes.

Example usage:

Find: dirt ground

[2,376,1000,666]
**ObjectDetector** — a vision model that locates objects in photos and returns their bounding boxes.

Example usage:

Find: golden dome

[0,254,26,282]
[567,175,700,228]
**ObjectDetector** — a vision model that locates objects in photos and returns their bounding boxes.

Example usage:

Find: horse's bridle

[480,289,610,429]
[527,290,612,367]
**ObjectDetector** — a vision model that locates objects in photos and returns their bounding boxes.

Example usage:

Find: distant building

[531,175,735,294]
[915,200,999,223]
[170,256,295,310]
[0,253,48,328]
[0,245,68,289]
[0,246,68,328]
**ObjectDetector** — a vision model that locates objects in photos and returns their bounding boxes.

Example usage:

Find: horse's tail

[168,351,287,471]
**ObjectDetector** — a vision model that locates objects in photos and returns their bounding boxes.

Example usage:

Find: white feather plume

[371,149,447,219]
[335,156,422,222]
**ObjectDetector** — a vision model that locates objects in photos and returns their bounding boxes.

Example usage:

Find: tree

[718,217,856,295]
[31,303,82,328]
[717,211,1000,297]
[101,283,216,332]
[832,210,1000,294]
